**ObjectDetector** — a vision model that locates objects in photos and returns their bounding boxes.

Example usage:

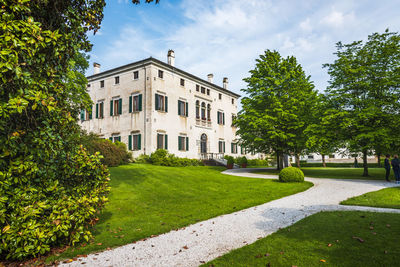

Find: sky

[87,0,400,97]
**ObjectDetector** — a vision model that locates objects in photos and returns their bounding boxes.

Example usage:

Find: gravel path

[61,168,400,267]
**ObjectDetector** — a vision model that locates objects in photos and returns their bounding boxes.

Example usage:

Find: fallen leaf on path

[320,259,326,262]
[183,245,189,249]
[327,243,332,247]
[352,236,365,243]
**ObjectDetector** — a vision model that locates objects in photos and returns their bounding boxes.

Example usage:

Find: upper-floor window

[231,142,238,154]
[133,71,139,80]
[128,133,142,151]
[158,70,164,79]
[96,101,104,118]
[207,89,210,95]
[196,100,200,119]
[178,100,188,117]
[231,98,234,104]
[201,86,205,94]
[100,80,104,88]
[218,140,225,153]
[155,93,168,112]
[115,76,120,84]
[157,133,168,150]
[219,93,222,100]
[178,136,189,151]
[207,104,211,121]
[217,111,225,125]
[129,94,143,113]
[196,84,200,92]
[201,102,206,120]
[110,98,122,116]
[180,78,185,86]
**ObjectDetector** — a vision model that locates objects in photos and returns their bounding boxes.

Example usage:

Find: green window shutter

[119,136,121,142]
[129,96,132,113]
[155,94,159,110]
[223,142,225,153]
[128,135,132,150]
[96,103,99,118]
[186,137,189,151]
[178,100,181,115]
[217,112,220,124]
[165,134,168,150]
[109,137,112,141]
[118,99,122,114]
[80,110,85,121]
[178,136,182,150]
[110,100,113,116]
[218,141,221,153]
[231,143,234,153]
[157,134,160,149]
[165,96,168,112]
[185,102,188,117]
[138,134,142,150]
[139,94,143,111]
[89,106,93,120]
[223,113,225,125]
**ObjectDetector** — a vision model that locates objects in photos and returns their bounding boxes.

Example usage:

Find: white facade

[80,51,252,159]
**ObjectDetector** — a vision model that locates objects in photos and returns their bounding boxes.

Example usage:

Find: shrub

[237,156,248,165]
[149,149,202,167]
[279,167,304,182]
[247,159,269,166]
[226,156,235,165]
[134,154,151,163]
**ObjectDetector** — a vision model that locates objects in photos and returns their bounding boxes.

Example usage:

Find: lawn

[204,211,400,267]
[48,164,312,262]
[255,167,392,180]
[341,187,400,209]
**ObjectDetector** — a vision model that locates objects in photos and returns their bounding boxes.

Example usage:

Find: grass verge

[47,164,312,262]
[341,187,400,209]
[204,211,400,267]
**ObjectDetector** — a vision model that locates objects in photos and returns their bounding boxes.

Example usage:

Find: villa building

[79,50,251,159]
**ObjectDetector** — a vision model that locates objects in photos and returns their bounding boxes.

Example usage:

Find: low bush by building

[279,167,305,182]
[135,149,203,167]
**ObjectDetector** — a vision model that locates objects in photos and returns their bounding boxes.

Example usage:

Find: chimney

[207,73,214,83]
[223,77,228,89]
[93,62,101,74]
[167,49,175,66]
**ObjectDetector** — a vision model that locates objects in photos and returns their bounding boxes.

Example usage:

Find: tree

[235,50,318,170]
[323,29,400,176]
[0,0,156,260]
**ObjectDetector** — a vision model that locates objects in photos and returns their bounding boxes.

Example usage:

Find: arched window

[196,100,200,119]
[201,102,206,120]
[207,104,211,121]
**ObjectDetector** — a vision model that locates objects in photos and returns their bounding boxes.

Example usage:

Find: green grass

[48,164,312,261]
[204,211,400,267]
[255,167,392,180]
[341,187,400,209]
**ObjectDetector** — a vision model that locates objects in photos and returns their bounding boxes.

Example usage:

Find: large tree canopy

[235,50,318,169]
[323,29,400,176]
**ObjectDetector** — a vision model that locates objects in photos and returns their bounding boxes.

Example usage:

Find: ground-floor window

[157,133,168,150]
[109,136,121,143]
[178,136,189,151]
[231,142,238,154]
[129,133,142,151]
[218,140,225,153]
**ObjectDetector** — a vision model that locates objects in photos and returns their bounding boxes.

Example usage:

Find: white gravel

[60,168,400,267]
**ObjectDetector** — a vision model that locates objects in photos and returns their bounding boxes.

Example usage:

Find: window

[196,100,200,119]
[219,93,222,100]
[80,109,92,121]
[207,89,210,95]
[115,76,120,84]
[129,94,143,113]
[178,136,189,151]
[109,136,121,143]
[201,86,205,94]
[157,133,168,150]
[178,100,188,117]
[201,102,206,120]
[217,111,225,125]
[218,141,225,153]
[231,98,234,104]
[110,98,122,116]
[128,133,142,151]
[308,155,314,159]
[207,104,211,121]
[155,94,168,112]
[180,78,185,86]
[231,143,238,154]
[241,146,245,154]
[231,114,237,126]
[100,80,104,88]
[133,71,139,80]
[96,101,104,118]
[329,154,335,159]
[158,70,164,79]
[196,84,200,92]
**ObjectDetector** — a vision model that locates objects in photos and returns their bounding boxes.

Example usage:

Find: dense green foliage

[47,164,312,262]
[279,167,304,182]
[204,211,400,267]
[80,132,132,166]
[235,50,318,170]
[323,30,400,176]
[148,149,203,166]
[342,187,400,209]
[0,0,113,260]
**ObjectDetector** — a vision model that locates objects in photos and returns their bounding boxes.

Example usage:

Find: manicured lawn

[48,164,312,262]
[342,187,400,209]
[204,211,400,267]
[255,167,392,180]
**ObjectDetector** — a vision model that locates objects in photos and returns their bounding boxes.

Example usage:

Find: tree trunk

[295,153,300,168]
[276,152,280,170]
[277,151,284,170]
[322,154,326,167]
[377,153,381,167]
[362,150,369,177]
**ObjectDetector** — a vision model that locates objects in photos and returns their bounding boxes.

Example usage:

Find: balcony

[196,118,212,128]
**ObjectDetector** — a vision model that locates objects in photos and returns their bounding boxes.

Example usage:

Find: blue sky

[87,0,400,97]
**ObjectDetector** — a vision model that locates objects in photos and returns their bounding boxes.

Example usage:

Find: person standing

[391,155,400,184]
[384,154,391,182]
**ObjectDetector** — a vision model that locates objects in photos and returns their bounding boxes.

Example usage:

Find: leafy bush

[279,167,305,182]
[81,132,132,167]
[226,156,235,165]
[237,156,248,165]
[149,149,203,167]
[247,159,269,166]
[134,154,151,163]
